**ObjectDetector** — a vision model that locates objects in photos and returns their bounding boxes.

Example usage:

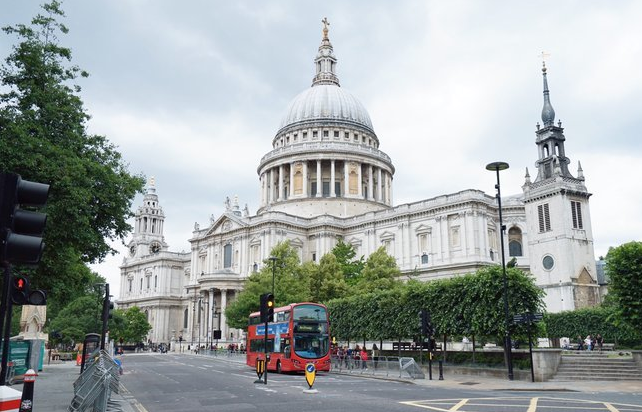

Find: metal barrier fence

[68,350,124,412]
[330,355,425,379]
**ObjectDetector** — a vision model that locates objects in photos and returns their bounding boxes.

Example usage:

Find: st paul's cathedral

[116,23,600,347]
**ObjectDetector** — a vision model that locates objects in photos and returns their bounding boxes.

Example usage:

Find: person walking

[360,347,369,370]
[576,335,584,350]
[584,334,593,351]
[371,343,379,369]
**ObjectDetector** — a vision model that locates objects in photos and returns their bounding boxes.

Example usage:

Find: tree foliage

[226,241,404,329]
[0,1,144,313]
[353,247,402,293]
[331,240,364,284]
[109,306,152,345]
[605,241,642,330]
[327,266,545,345]
[544,306,642,348]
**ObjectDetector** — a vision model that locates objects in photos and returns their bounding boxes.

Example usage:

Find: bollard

[428,358,432,380]
[438,360,444,380]
[19,369,36,412]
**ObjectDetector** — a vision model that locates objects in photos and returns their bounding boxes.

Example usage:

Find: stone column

[220,289,228,341]
[289,162,294,199]
[330,160,336,197]
[377,168,383,202]
[208,288,215,345]
[368,165,374,200]
[316,160,322,197]
[303,161,308,197]
[344,161,349,198]
[278,165,284,201]
[357,163,363,198]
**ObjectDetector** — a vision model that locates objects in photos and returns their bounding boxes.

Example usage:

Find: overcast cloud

[2,1,641,298]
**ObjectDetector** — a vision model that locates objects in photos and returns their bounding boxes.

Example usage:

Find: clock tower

[128,177,167,257]
[522,63,599,312]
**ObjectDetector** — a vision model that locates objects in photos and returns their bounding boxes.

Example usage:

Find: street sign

[513,313,543,324]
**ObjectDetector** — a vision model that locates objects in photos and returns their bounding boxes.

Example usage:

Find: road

[119,353,642,412]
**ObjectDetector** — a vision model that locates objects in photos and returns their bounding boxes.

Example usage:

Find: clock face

[150,242,161,254]
[129,245,136,257]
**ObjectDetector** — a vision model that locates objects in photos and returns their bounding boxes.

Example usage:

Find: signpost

[512,312,543,382]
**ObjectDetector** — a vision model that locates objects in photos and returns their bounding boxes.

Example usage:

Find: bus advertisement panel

[246,302,330,373]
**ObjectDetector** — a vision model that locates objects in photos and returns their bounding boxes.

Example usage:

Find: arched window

[421,253,428,264]
[183,308,188,329]
[223,244,232,268]
[508,227,523,257]
[154,275,158,288]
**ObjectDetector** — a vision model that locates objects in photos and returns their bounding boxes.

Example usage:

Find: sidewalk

[9,360,134,412]
[203,351,642,393]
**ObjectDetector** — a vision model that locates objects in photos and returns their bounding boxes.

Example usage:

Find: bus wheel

[276,361,282,374]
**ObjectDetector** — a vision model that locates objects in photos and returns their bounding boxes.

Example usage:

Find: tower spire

[312,17,340,87]
[541,59,556,127]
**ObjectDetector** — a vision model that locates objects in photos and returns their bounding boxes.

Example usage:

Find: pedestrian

[371,343,379,369]
[346,346,353,368]
[337,346,345,369]
[584,335,592,351]
[576,335,584,350]
[595,334,604,352]
[360,347,368,369]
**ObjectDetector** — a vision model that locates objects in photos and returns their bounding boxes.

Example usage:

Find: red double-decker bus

[246,302,331,373]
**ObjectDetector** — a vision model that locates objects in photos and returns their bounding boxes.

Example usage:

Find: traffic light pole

[101,284,110,350]
[263,318,269,384]
[0,263,13,385]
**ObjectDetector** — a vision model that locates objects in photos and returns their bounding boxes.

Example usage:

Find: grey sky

[2,1,641,298]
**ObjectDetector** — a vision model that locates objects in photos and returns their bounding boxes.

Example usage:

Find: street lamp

[485,161,514,381]
[269,256,278,296]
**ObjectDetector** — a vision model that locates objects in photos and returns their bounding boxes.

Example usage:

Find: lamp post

[485,161,514,381]
[269,256,278,296]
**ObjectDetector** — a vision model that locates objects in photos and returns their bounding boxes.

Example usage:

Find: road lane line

[526,397,539,412]
[604,402,619,412]
[449,399,468,411]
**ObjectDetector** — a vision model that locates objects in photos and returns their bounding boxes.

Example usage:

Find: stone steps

[551,354,642,381]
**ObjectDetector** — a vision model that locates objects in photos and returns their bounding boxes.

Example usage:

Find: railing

[330,355,424,379]
[68,350,124,412]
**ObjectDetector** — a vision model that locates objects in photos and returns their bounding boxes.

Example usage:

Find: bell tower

[522,62,599,313]
[128,177,167,258]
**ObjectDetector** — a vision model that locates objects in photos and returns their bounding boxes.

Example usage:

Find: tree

[0,1,144,313]
[605,241,642,330]
[225,241,309,329]
[353,247,402,294]
[309,253,349,302]
[48,295,103,345]
[331,240,364,284]
[109,306,152,345]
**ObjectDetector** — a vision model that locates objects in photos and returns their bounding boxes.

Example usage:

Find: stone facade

[116,27,599,346]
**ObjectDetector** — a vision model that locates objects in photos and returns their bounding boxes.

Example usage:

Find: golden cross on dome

[322,17,330,39]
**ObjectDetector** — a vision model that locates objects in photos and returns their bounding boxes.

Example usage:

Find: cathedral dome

[277,84,374,134]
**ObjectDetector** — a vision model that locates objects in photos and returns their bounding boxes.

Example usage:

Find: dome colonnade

[257,20,395,218]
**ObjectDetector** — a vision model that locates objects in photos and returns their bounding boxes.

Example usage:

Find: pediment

[380,231,395,241]
[204,213,247,237]
[575,267,596,285]
[415,224,432,234]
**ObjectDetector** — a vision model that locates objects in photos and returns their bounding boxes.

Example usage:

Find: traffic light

[10,274,46,306]
[260,293,275,323]
[0,173,50,265]
[108,301,114,319]
[266,293,275,321]
[419,309,431,336]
